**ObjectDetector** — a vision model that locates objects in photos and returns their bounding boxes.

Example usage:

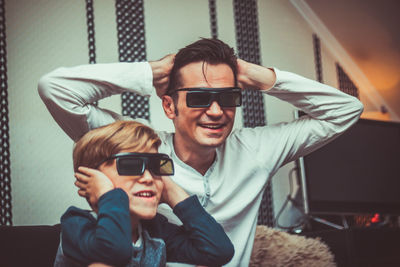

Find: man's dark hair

[166,38,238,96]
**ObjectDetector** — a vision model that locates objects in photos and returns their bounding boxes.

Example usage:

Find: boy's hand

[160,176,189,208]
[75,166,114,209]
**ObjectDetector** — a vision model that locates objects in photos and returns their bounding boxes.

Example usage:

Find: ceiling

[304,0,400,118]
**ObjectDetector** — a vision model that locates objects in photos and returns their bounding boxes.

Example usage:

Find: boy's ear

[162,95,176,119]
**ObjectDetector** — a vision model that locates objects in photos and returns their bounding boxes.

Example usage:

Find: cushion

[250,225,336,267]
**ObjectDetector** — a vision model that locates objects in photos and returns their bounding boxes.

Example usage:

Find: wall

[5,0,362,228]
[305,0,400,119]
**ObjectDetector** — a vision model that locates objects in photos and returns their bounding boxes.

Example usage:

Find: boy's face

[99,148,164,220]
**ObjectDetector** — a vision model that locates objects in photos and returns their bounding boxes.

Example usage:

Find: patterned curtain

[233,0,274,227]
[115,0,150,120]
[0,0,12,226]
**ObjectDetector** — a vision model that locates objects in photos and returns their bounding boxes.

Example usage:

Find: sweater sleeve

[61,189,133,266]
[235,68,364,173]
[37,62,153,141]
[145,195,234,266]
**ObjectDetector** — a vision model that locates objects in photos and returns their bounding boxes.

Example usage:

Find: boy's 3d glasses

[103,152,174,176]
[173,87,242,108]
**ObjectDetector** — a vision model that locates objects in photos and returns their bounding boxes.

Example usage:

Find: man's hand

[75,167,114,209]
[149,54,175,97]
[160,176,189,209]
[237,58,276,91]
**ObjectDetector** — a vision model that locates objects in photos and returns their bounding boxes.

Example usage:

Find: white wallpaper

[6,0,340,227]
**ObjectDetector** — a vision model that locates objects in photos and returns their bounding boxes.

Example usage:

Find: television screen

[300,118,400,215]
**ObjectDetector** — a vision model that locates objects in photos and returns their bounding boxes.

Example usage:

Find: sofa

[2,224,399,267]
[0,224,337,267]
[0,224,60,267]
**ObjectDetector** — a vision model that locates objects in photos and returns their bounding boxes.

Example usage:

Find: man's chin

[197,126,232,146]
[198,137,226,148]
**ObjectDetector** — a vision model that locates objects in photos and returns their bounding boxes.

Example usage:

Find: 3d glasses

[103,152,174,176]
[174,87,242,108]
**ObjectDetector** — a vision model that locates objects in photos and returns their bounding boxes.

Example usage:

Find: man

[39,38,363,266]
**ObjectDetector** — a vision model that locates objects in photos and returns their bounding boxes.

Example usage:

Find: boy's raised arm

[61,168,132,266]
[61,189,133,266]
[147,195,234,266]
[146,178,234,266]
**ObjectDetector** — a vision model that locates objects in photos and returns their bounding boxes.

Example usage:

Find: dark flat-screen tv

[299,118,400,215]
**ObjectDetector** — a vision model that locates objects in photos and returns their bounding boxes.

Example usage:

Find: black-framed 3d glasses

[100,152,174,176]
[173,87,242,108]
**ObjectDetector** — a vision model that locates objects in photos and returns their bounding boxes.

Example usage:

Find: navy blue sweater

[59,189,234,266]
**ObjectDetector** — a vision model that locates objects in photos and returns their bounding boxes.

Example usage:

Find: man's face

[171,62,236,150]
[99,148,164,221]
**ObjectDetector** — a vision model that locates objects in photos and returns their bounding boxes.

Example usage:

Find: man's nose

[206,101,223,117]
[139,169,154,184]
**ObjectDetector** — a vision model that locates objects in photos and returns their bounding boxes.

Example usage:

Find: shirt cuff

[173,195,205,221]
[261,67,279,92]
[142,62,154,96]
[98,188,129,208]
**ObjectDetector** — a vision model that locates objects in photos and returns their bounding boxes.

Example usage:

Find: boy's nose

[139,169,154,184]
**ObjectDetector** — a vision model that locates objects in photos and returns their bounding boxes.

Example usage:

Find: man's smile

[198,122,227,130]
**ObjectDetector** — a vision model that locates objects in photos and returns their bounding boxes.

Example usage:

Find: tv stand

[308,214,349,230]
[301,227,400,267]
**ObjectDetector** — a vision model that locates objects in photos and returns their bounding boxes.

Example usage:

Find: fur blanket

[250,226,336,267]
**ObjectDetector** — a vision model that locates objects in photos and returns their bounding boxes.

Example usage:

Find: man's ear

[162,95,176,119]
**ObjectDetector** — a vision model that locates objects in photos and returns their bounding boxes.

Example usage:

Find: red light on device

[371,213,380,223]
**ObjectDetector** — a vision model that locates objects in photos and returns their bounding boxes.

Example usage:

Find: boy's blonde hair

[73,121,161,172]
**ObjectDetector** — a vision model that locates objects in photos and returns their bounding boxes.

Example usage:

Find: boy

[54,120,234,267]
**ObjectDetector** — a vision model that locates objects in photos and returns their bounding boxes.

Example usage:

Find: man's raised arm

[236,59,364,168]
[38,55,174,141]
